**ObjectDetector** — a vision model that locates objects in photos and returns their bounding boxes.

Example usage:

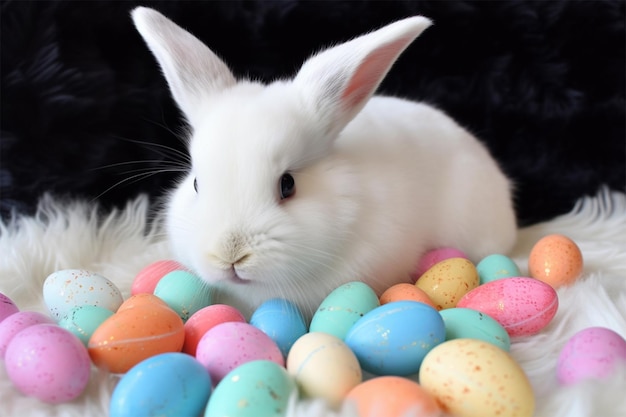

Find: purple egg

[0,293,19,323]
[0,311,55,358]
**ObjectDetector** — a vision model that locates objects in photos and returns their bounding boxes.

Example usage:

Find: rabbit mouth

[227,268,250,285]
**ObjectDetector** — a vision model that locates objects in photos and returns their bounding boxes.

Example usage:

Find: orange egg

[380,283,437,309]
[88,294,184,373]
[346,376,440,417]
[528,234,583,289]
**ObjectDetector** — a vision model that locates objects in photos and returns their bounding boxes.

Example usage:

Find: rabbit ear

[295,16,432,136]
[132,7,236,124]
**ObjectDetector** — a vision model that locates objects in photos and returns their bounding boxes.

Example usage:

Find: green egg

[205,360,296,417]
[476,254,521,284]
[439,307,511,351]
[309,281,380,340]
[58,305,114,346]
[153,271,213,322]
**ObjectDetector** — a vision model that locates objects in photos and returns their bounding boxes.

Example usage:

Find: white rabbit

[132,7,517,319]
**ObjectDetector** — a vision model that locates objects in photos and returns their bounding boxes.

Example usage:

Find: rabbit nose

[207,232,251,268]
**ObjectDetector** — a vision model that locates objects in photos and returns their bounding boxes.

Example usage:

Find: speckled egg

[58,305,115,346]
[43,269,123,320]
[0,293,19,323]
[250,298,307,358]
[457,277,558,337]
[416,258,479,310]
[557,327,626,385]
[0,311,55,357]
[476,254,521,284]
[5,324,91,404]
[439,307,511,351]
[183,304,246,356]
[131,259,186,295]
[420,338,535,417]
[379,283,437,309]
[153,270,213,322]
[528,234,584,288]
[414,247,468,280]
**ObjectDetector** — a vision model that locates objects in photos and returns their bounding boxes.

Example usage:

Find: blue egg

[344,301,445,376]
[250,298,307,357]
[110,353,211,417]
[476,254,521,284]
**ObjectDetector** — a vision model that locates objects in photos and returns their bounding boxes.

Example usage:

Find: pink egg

[414,247,468,281]
[557,327,626,385]
[0,293,19,323]
[457,277,558,337]
[0,311,55,358]
[195,322,283,385]
[5,324,91,403]
[183,304,246,355]
[131,260,186,295]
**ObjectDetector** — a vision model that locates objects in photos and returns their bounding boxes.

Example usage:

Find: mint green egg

[205,360,296,417]
[58,305,114,346]
[153,271,213,322]
[309,281,380,340]
[476,254,521,284]
[439,308,511,351]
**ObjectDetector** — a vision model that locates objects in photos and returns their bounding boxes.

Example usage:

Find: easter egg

[110,353,212,417]
[58,305,114,346]
[131,259,186,295]
[457,277,558,337]
[414,247,468,280]
[5,324,91,404]
[346,376,440,417]
[439,308,511,351]
[250,298,307,357]
[416,258,479,310]
[476,254,521,284]
[379,283,436,309]
[88,294,185,373]
[344,301,445,376]
[528,234,584,288]
[195,322,283,385]
[309,281,379,340]
[153,270,213,322]
[183,304,246,356]
[0,293,19,323]
[557,327,626,385]
[287,332,361,408]
[205,360,296,417]
[420,339,535,417]
[43,269,123,320]
[0,311,55,358]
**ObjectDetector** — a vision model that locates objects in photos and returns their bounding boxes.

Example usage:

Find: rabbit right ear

[131,7,236,124]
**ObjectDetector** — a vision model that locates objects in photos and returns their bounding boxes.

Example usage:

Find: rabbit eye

[193,178,198,193]
[279,173,295,200]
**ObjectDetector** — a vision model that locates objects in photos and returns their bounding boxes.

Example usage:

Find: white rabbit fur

[132,7,517,319]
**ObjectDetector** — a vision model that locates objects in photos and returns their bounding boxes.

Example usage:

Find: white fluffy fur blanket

[1,189,625,417]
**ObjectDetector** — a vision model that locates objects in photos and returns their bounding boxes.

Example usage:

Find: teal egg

[309,281,379,340]
[439,308,511,351]
[476,254,521,284]
[153,271,213,322]
[205,360,296,417]
[58,305,114,346]
[250,298,307,358]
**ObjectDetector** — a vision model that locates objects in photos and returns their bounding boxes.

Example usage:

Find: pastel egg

[420,339,535,417]
[0,311,55,358]
[88,294,185,373]
[250,298,307,358]
[309,281,379,340]
[476,254,521,284]
[414,247,468,280]
[416,258,479,310]
[528,234,584,288]
[58,305,115,346]
[195,322,283,386]
[346,376,440,417]
[379,283,437,308]
[183,304,246,356]
[205,360,296,417]
[131,260,186,295]
[287,332,361,408]
[43,269,123,320]
[557,327,626,385]
[439,308,511,351]
[110,353,211,417]
[153,270,213,322]
[457,277,558,337]
[0,292,19,323]
[5,324,91,404]
[344,301,445,376]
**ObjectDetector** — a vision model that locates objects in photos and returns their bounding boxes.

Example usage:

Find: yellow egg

[419,339,535,417]
[528,234,583,289]
[416,258,479,310]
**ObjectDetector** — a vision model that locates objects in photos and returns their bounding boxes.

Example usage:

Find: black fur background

[1,0,624,226]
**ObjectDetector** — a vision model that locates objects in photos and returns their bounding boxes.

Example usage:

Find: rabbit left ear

[294,16,432,136]
[132,7,236,125]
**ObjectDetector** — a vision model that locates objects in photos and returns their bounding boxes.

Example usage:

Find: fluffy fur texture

[1,189,625,417]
